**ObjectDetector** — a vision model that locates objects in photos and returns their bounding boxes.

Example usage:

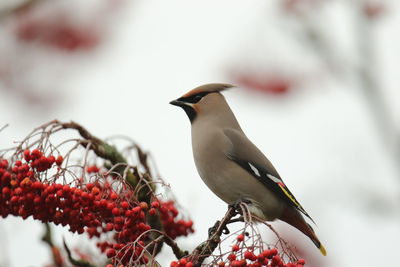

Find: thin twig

[63,239,98,267]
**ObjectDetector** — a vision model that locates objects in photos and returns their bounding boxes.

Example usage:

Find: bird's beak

[169,98,197,122]
[169,99,187,107]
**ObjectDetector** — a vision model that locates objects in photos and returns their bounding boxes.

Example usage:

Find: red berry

[149,208,157,216]
[55,156,63,166]
[31,149,42,159]
[296,259,305,265]
[14,187,23,195]
[105,223,114,231]
[86,183,94,190]
[0,159,8,168]
[110,192,118,200]
[106,248,116,258]
[112,207,120,216]
[86,165,99,173]
[228,253,236,261]
[47,155,55,166]
[23,150,31,161]
[120,201,129,209]
[244,251,256,261]
[236,234,244,242]
[151,201,160,209]
[131,206,141,214]
[232,244,240,252]
[2,187,10,195]
[91,186,100,195]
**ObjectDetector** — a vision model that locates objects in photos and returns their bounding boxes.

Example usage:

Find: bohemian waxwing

[170,83,326,256]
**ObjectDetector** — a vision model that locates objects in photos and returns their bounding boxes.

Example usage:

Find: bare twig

[0,124,8,133]
[41,224,64,267]
[163,234,189,260]
[58,120,157,201]
[63,239,98,267]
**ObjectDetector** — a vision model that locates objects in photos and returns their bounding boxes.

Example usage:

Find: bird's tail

[279,207,327,256]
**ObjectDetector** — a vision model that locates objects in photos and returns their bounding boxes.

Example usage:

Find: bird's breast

[190,128,284,220]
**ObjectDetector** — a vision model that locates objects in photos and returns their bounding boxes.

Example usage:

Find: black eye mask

[178,91,210,104]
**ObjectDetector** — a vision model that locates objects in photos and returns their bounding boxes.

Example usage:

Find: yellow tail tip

[319,244,327,256]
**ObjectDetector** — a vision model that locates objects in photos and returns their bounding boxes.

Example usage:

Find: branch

[63,239,98,267]
[162,234,189,260]
[189,207,237,266]
[354,3,400,178]
[41,223,64,267]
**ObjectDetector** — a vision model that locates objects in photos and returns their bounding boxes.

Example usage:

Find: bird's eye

[194,95,203,103]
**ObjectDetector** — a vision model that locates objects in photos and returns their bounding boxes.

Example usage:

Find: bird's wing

[223,128,315,223]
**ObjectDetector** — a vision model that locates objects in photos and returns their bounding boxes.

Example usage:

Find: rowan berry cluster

[159,200,194,239]
[171,233,306,267]
[212,234,306,267]
[14,3,100,52]
[0,149,194,266]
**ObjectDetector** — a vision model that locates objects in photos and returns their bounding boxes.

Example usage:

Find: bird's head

[170,83,234,122]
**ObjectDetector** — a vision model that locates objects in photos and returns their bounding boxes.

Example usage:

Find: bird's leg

[229,198,252,210]
[227,217,244,224]
[228,198,252,219]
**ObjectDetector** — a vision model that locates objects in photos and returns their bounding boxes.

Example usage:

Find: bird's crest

[182,83,234,98]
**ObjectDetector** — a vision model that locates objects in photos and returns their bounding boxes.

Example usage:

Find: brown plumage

[170,83,326,255]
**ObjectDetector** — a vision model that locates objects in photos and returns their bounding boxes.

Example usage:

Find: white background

[0,1,399,266]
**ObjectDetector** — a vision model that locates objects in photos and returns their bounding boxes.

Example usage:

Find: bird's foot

[228,198,252,214]
[208,220,230,236]
[228,216,244,224]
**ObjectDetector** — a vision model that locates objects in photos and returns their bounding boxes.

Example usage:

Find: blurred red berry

[363,1,385,19]
[106,248,116,258]
[234,73,292,95]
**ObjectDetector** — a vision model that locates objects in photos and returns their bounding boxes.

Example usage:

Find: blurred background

[0,0,399,266]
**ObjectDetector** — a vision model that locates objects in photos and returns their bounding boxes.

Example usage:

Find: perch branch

[189,207,237,266]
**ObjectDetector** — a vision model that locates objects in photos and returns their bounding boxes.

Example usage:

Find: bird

[169,83,326,256]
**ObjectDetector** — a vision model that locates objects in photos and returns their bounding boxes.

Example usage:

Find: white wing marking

[267,173,282,183]
[248,163,261,177]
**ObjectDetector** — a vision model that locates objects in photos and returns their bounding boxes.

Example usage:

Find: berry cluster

[0,149,194,266]
[214,234,306,267]
[218,248,305,267]
[15,11,99,51]
[158,200,194,239]
[233,73,291,95]
[170,258,194,267]
[170,233,306,267]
